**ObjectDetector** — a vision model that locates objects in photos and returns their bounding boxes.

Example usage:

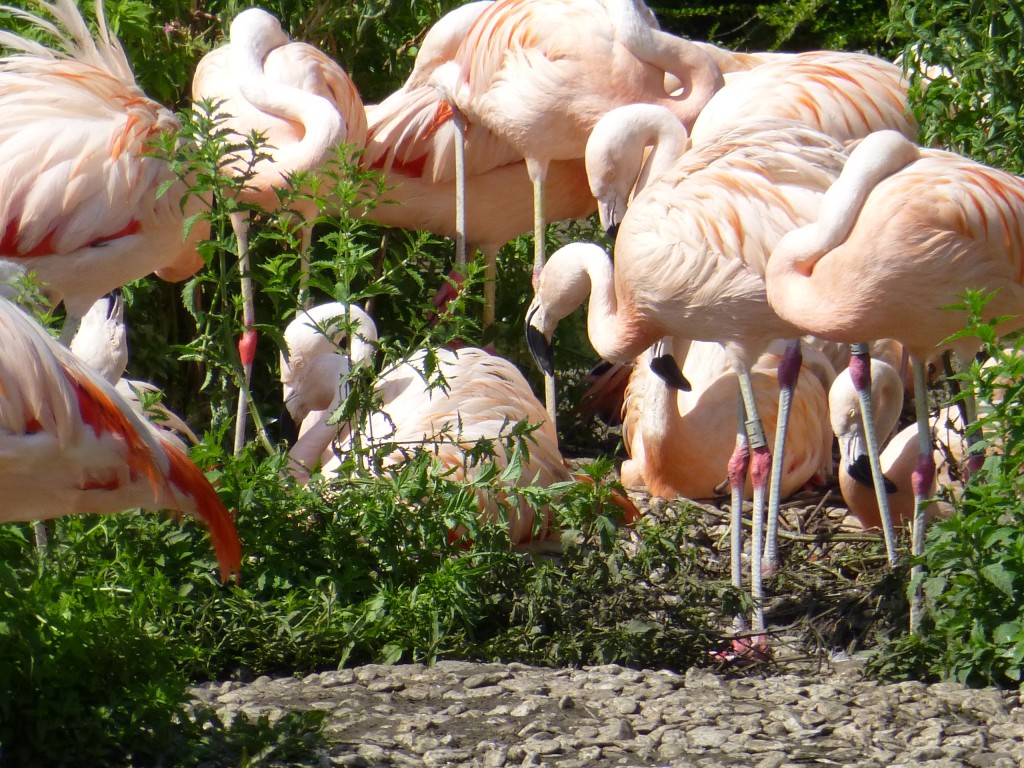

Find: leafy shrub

[869,294,1024,686]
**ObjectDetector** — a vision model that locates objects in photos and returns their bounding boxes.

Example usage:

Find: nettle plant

[872,292,1024,686]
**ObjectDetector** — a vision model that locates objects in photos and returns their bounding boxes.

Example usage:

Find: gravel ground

[191,658,1024,767]
[188,480,1015,768]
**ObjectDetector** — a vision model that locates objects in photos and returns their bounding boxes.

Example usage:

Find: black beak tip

[606,223,619,243]
[649,354,691,391]
[848,453,897,493]
[278,404,299,447]
[525,324,555,376]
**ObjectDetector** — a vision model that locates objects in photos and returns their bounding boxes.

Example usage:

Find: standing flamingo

[362,2,596,333]
[0,295,241,582]
[0,0,209,342]
[526,121,850,634]
[764,128,1024,628]
[432,0,724,413]
[191,7,367,454]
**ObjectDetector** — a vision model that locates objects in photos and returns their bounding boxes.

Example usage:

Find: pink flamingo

[0,294,241,582]
[828,356,962,532]
[764,128,1024,628]
[191,7,367,453]
[362,2,595,331]
[0,0,209,342]
[526,121,850,634]
[281,306,637,548]
[581,46,916,597]
[620,340,833,502]
[432,0,724,411]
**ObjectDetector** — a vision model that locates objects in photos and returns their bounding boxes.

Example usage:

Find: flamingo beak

[525,305,555,376]
[649,353,691,391]
[847,453,898,494]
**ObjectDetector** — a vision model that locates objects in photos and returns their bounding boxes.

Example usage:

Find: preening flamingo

[0,295,241,582]
[363,1,596,331]
[0,0,209,341]
[764,128,1024,628]
[828,357,961,532]
[526,120,849,633]
[432,0,724,412]
[192,6,367,454]
[620,340,833,503]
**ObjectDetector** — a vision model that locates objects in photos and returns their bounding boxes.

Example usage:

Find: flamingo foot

[427,269,466,326]
[709,635,774,667]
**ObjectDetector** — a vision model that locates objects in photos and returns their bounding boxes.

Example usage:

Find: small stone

[466,671,510,689]
[510,700,541,717]
[688,726,732,748]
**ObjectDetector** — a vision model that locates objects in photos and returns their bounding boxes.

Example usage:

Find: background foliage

[2,0,1024,764]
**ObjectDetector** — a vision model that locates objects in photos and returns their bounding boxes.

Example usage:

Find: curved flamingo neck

[604,0,724,129]
[543,243,654,363]
[229,10,346,186]
[770,130,921,278]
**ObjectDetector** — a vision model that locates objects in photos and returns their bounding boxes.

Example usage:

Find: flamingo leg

[727,393,750,632]
[483,250,497,335]
[763,338,802,571]
[526,156,556,422]
[738,370,771,634]
[849,343,900,567]
[233,211,256,456]
[452,104,468,272]
[298,222,313,310]
[909,357,936,634]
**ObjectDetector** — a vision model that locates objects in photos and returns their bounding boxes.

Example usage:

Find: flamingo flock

[1,0,1015,648]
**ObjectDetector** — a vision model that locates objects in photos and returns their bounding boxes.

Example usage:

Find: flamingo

[0,0,209,342]
[0,294,241,582]
[620,340,833,502]
[363,8,597,331]
[828,356,962,532]
[279,301,378,447]
[688,51,916,147]
[68,291,200,452]
[191,7,367,454]
[580,47,916,607]
[526,120,850,634]
[289,345,577,549]
[280,304,636,547]
[431,0,724,413]
[764,128,1024,628]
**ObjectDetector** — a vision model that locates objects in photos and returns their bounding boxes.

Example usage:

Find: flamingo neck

[575,246,654,363]
[230,22,346,185]
[604,0,725,129]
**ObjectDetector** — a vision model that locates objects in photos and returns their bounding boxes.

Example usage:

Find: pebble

[189,658,1024,767]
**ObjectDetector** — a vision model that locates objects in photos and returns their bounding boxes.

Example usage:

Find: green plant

[869,292,1024,686]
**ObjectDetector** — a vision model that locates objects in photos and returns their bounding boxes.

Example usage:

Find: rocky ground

[189,478,1019,768]
[192,658,1024,767]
